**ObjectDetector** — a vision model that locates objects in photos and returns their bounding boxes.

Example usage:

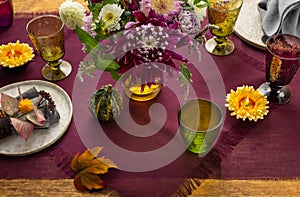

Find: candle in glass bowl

[0,0,13,27]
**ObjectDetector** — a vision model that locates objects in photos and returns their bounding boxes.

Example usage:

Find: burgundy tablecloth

[0,16,223,196]
[1,16,300,196]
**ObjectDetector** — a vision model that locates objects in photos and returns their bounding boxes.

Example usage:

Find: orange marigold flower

[18,98,34,113]
[0,40,35,68]
[225,85,269,121]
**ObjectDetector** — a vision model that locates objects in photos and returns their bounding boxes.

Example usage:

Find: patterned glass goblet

[26,15,72,81]
[259,34,300,104]
[205,0,243,56]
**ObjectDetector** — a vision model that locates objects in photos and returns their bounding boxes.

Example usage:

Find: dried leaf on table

[74,172,105,191]
[71,146,118,192]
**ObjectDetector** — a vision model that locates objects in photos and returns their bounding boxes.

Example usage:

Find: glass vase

[122,75,161,102]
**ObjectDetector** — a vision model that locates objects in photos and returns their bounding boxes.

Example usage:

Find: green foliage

[182,0,208,9]
[78,55,121,81]
[78,61,96,80]
[75,26,98,53]
[178,64,192,99]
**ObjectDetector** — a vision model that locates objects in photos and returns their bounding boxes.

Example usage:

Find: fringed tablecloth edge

[173,121,258,196]
[14,12,59,19]
[48,145,75,178]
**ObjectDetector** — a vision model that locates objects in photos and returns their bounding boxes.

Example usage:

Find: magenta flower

[140,0,183,21]
[125,9,179,30]
[101,25,194,87]
[74,0,206,92]
[123,0,139,11]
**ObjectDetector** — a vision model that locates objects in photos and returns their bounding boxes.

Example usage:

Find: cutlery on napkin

[257,0,300,38]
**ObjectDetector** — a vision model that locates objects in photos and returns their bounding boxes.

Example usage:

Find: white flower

[59,0,86,30]
[193,6,207,22]
[187,0,195,6]
[98,4,124,33]
[187,0,207,22]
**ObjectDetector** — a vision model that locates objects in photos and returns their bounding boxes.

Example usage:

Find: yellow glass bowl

[0,40,35,68]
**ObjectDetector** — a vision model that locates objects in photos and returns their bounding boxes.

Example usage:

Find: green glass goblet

[205,0,243,56]
[26,15,72,81]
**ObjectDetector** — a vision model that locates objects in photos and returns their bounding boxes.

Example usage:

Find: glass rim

[266,33,300,61]
[178,98,223,133]
[208,0,243,12]
[0,0,10,5]
[26,14,64,39]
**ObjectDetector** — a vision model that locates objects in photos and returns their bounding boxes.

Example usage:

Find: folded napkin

[258,0,300,37]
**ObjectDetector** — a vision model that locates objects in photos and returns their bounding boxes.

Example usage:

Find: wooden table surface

[1,0,300,196]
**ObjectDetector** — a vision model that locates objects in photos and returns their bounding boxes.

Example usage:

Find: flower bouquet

[59,0,214,98]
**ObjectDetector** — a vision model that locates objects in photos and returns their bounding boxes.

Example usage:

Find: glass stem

[48,60,63,81]
[214,36,228,50]
[270,84,284,91]
[48,60,62,75]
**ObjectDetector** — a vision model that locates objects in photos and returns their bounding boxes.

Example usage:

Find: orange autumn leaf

[71,146,118,192]
[74,175,85,192]
[74,173,105,191]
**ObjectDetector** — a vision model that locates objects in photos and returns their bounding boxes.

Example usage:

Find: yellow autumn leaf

[70,146,118,192]
[81,163,109,175]
[70,152,80,172]
[78,173,105,190]
[74,174,85,192]
[89,146,103,156]
[77,147,103,170]
[98,156,119,169]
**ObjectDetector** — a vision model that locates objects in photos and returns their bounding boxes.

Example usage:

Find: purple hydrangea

[177,10,201,37]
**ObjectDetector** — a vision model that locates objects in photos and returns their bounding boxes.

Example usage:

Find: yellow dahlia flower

[0,41,35,68]
[18,98,34,113]
[225,85,269,121]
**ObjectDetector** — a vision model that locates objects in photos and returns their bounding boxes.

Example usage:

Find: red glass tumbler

[0,0,13,28]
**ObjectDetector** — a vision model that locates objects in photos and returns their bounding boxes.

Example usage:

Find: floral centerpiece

[59,0,213,98]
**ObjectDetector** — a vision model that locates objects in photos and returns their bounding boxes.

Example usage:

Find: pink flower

[82,13,97,37]
[125,9,179,29]
[140,0,183,21]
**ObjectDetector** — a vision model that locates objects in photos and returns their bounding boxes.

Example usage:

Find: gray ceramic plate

[0,80,73,156]
[234,0,266,50]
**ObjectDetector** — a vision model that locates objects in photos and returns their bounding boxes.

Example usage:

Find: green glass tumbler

[178,99,223,155]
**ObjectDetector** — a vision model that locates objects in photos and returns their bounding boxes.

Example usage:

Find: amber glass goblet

[259,34,300,104]
[205,0,243,56]
[26,15,72,81]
